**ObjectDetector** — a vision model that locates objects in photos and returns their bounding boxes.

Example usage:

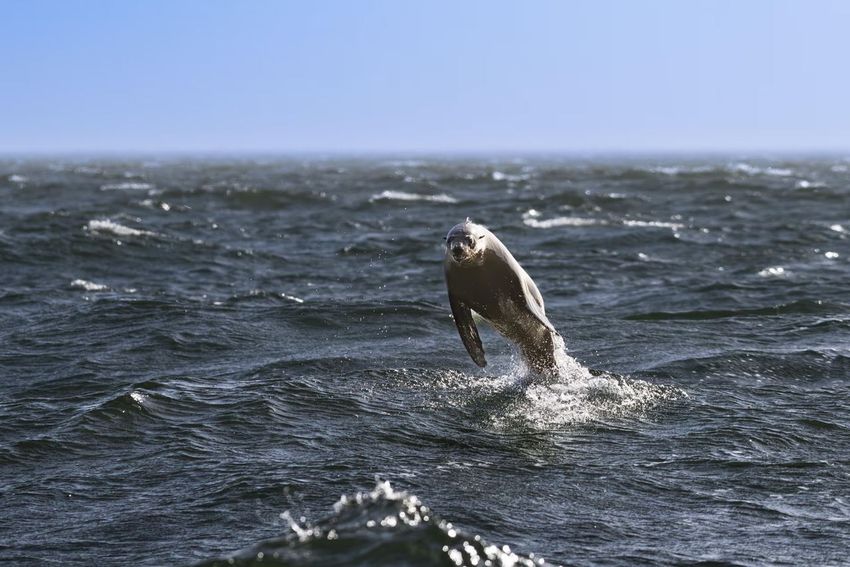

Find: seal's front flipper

[449,293,486,367]
[521,275,556,333]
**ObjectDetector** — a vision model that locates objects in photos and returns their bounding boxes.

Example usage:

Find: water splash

[438,335,686,431]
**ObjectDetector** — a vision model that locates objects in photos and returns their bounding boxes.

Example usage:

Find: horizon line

[3,148,850,159]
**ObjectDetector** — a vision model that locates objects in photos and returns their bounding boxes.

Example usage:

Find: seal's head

[445,219,487,265]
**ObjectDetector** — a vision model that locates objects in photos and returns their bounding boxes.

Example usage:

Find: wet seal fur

[443,219,560,375]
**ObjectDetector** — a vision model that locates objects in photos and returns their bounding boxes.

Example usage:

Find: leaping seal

[443,219,560,375]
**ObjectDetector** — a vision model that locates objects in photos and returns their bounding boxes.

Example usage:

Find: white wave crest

[369,190,458,204]
[9,174,28,183]
[70,279,108,291]
[86,219,155,237]
[523,215,682,230]
[139,199,172,211]
[765,167,794,177]
[795,180,826,189]
[100,182,154,191]
[758,266,787,277]
[622,219,685,230]
[729,163,794,177]
[492,171,529,182]
[523,216,602,228]
[73,166,102,175]
[645,165,714,176]
[249,480,542,567]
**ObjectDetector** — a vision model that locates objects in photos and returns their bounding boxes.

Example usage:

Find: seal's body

[443,220,559,375]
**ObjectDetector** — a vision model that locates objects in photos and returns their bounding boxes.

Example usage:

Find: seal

[443,219,560,375]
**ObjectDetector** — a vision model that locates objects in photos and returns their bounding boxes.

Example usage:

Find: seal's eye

[478,235,485,239]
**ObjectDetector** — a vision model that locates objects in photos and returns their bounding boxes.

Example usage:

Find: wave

[85,219,156,237]
[70,279,109,291]
[636,162,811,180]
[100,182,154,191]
[222,289,305,304]
[523,210,683,231]
[68,387,161,427]
[624,299,838,321]
[198,481,546,567]
[491,170,530,182]
[644,165,715,176]
[72,165,104,176]
[523,216,602,228]
[369,190,459,204]
[728,163,794,177]
[621,219,684,230]
[795,179,827,189]
[138,198,174,211]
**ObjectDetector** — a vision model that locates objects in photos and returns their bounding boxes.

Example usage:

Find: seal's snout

[450,241,466,261]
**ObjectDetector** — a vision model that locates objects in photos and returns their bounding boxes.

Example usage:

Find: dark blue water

[2,156,849,566]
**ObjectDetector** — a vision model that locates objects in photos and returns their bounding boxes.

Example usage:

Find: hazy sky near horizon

[3,0,850,153]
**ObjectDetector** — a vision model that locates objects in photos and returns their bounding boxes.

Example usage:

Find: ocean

[1,156,848,566]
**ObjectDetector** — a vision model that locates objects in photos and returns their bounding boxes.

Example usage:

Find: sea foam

[100,182,154,191]
[70,279,109,291]
[523,214,683,231]
[729,163,794,177]
[523,216,602,228]
[86,219,155,237]
[622,219,685,230]
[369,190,458,204]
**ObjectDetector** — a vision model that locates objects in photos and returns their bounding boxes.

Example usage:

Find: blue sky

[3,0,849,153]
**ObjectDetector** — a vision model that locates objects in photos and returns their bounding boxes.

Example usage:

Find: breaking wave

[85,219,156,237]
[70,278,109,291]
[100,182,155,191]
[370,190,459,204]
[198,481,547,567]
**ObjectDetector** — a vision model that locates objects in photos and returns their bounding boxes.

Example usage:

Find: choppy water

[2,156,849,566]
